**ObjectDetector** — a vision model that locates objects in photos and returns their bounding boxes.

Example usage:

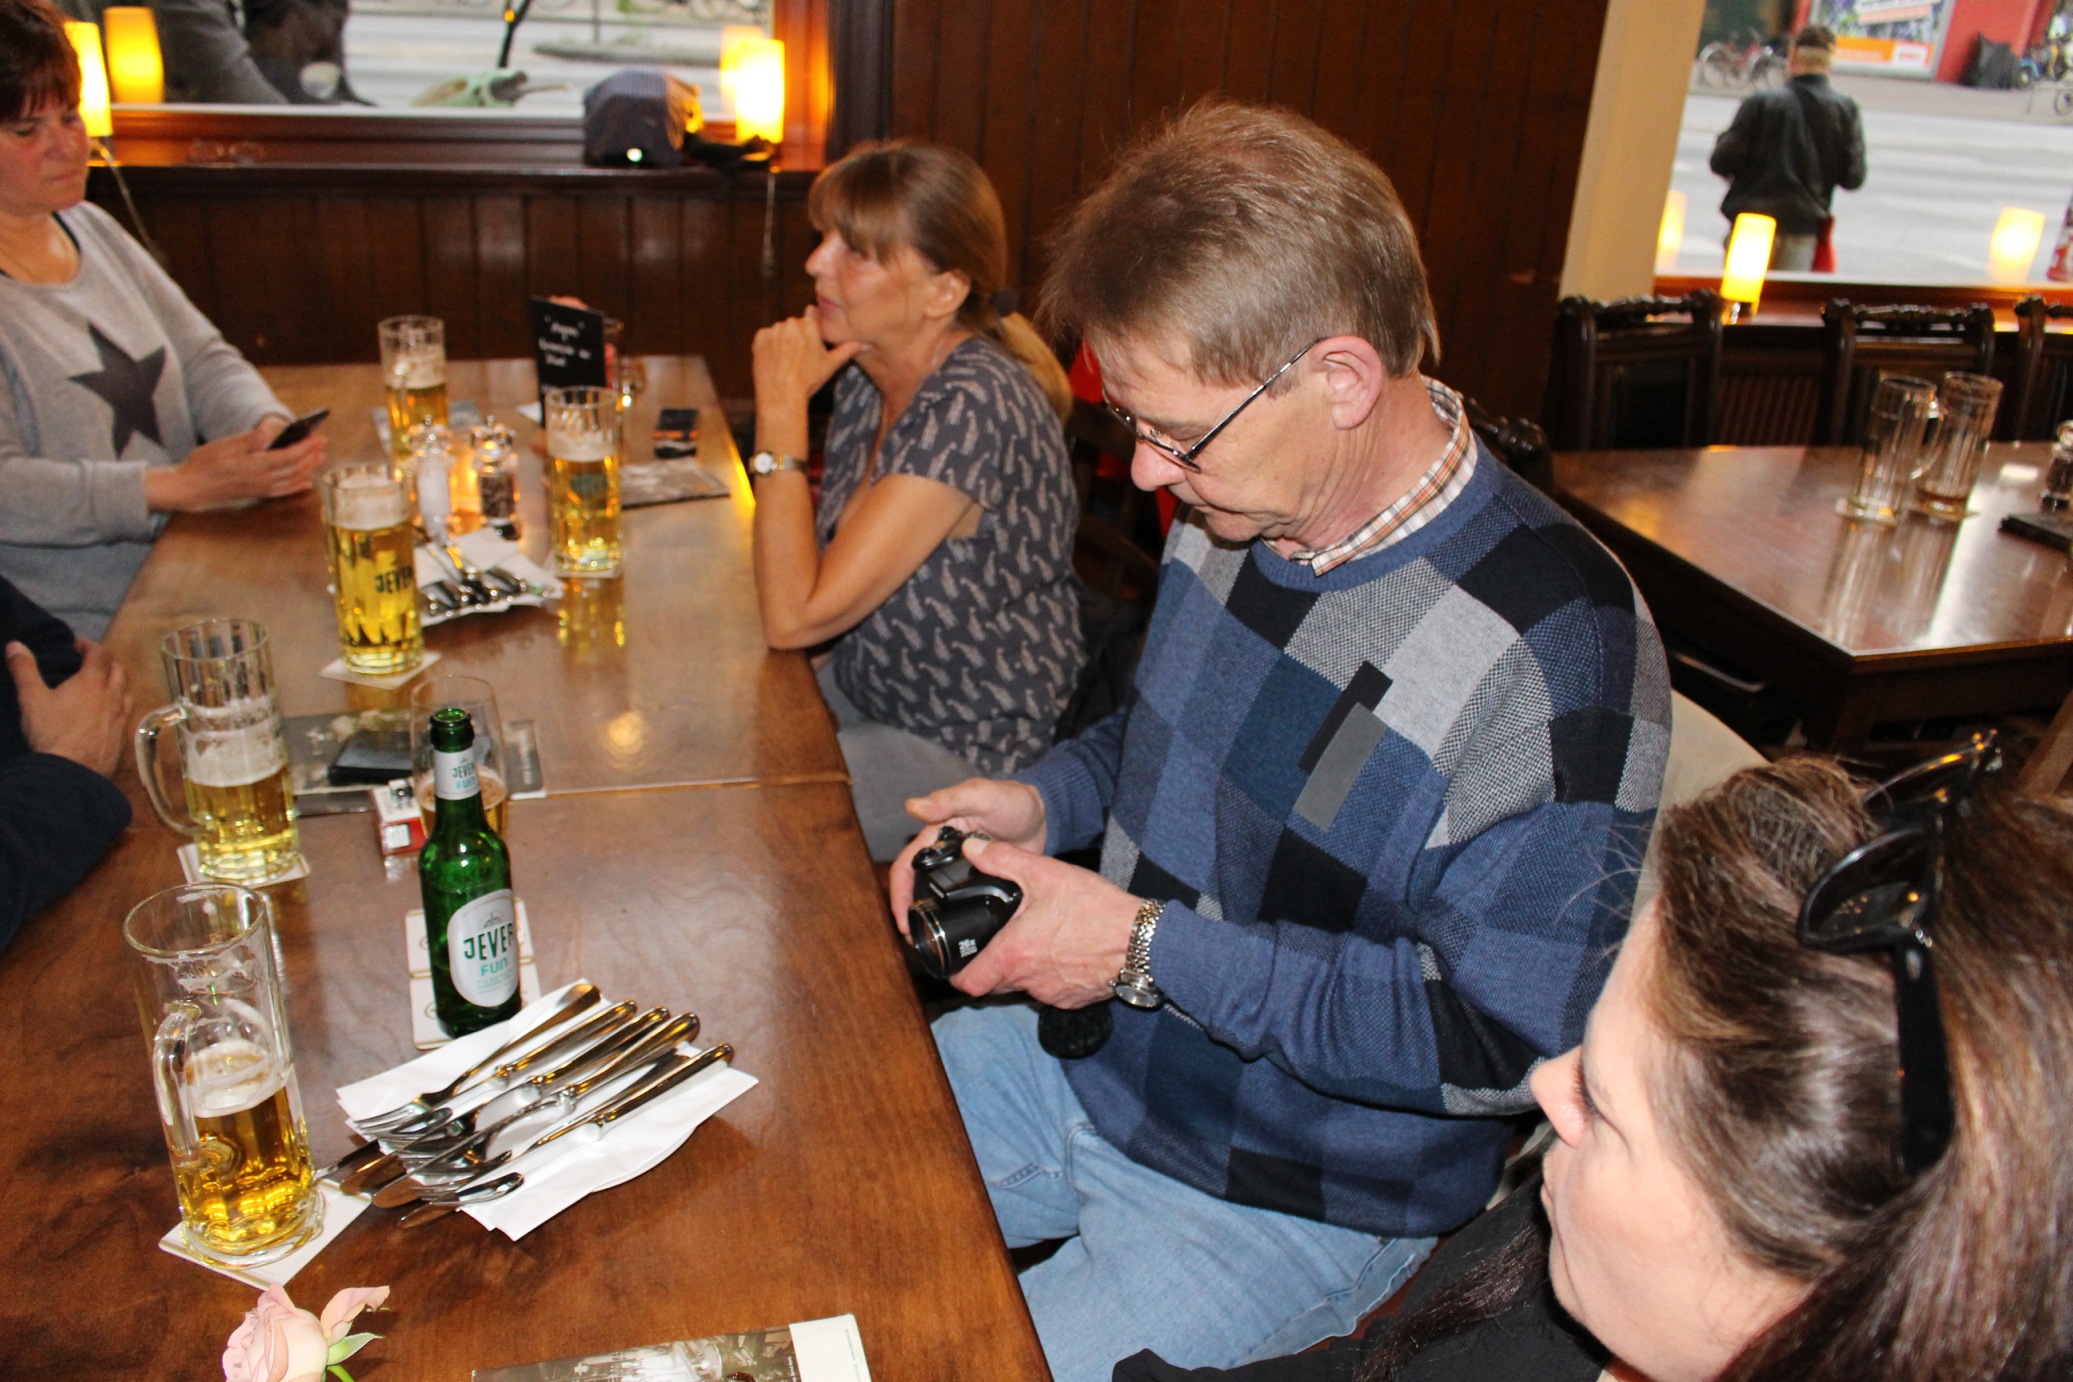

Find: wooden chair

[2018,686,2073,799]
[1056,398,1160,741]
[1545,290,1723,451]
[1464,397,1553,494]
[2011,296,2073,442]
[1813,299,1996,446]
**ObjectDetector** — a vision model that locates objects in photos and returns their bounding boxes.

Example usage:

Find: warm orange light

[1721,213,1777,311]
[1656,190,1687,275]
[102,7,164,105]
[1988,207,2047,284]
[65,21,112,138]
[717,25,762,104]
[728,36,785,144]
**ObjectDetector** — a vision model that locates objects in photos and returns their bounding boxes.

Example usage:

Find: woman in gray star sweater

[0,0,325,637]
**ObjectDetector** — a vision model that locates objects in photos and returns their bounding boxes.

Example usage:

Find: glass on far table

[1911,372,2003,521]
[379,315,448,463]
[1838,375,1936,524]
[544,384,623,575]
[410,674,510,837]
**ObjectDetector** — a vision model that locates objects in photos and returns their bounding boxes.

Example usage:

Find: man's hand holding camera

[893,777,1142,1009]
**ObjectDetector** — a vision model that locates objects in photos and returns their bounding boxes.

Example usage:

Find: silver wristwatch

[748,450,806,476]
[1112,899,1164,1010]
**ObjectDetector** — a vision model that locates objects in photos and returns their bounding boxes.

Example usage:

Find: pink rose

[223,1284,390,1382]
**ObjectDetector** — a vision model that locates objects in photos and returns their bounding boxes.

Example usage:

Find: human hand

[887,777,1049,927]
[7,638,132,778]
[752,306,864,413]
[946,836,1139,1008]
[146,423,327,511]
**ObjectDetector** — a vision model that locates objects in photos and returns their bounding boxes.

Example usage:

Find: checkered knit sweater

[1017,446,1671,1237]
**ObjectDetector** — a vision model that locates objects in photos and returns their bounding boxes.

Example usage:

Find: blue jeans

[934,1005,1434,1382]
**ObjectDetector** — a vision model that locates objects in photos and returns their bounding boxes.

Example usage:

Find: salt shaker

[410,423,454,541]
[2045,420,2073,512]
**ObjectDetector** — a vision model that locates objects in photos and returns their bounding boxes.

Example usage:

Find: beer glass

[318,463,423,676]
[135,619,302,883]
[1838,375,1936,523]
[379,315,448,462]
[410,674,509,836]
[545,384,622,574]
[1912,372,2004,520]
[125,883,320,1265]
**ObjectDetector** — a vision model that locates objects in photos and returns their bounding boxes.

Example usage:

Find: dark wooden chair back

[1545,290,1723,451]
[2012,296,2073,442]
[1813,299,1996,446]
[1464,397,1553,494]
[1064,398,1160,601]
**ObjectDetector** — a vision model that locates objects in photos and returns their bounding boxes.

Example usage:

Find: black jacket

[1709,74,1866,235]
[0,577,130,953]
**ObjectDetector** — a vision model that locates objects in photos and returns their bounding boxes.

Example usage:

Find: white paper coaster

[318,649,441,690]
[405,903,542,1049]
[157,1179,370,1288]
[178,846,310,887]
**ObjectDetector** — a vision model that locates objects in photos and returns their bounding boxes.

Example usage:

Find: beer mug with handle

[125,883,321,1264]
[134,618,303,883]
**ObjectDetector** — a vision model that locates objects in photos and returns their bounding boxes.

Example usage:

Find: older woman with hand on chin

[750,141,1083,860]
[0,0,325,639]
[1117,745,2073,1382]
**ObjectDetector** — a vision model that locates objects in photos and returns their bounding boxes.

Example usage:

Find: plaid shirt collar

[1286,380,1476,575]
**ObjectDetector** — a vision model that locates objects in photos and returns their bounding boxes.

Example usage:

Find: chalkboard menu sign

[529,297,609,410]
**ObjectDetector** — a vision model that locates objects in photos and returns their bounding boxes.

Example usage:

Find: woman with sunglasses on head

[0,0,326,640]
[748,141,1084,861]
[1117,744,2073,1382]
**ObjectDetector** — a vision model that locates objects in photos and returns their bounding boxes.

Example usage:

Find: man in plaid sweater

[889,105,1670,1382]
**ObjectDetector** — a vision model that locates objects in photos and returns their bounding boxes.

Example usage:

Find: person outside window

[1709,24,1866,272]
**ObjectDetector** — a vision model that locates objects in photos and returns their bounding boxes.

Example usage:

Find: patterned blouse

[817,336,1084,775]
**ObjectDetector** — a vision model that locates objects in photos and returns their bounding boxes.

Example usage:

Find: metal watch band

[749,450,805,475]
[1112,898,1164,1010]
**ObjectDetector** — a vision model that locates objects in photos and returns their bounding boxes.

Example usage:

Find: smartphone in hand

[267,407,330,450]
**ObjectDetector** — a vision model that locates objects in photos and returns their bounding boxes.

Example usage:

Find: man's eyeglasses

[1797,732,2000,1176]
[1103,338,1324,472]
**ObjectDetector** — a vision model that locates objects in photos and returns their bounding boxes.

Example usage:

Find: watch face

[1112,977,1161,1010]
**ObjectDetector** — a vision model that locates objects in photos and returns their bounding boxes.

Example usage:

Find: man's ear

[1314,336,1387,431]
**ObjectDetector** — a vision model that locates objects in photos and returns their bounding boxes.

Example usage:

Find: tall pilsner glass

[1838,375,1936,523]
[545,384,622,574]
[379,315,448,463]
[1912,372,2004,520]
[318,462,423,675]
[134,619,302,882]
[126,883,320,1265]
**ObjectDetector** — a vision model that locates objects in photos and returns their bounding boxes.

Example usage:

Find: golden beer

[184,727,300,882]
[416,767,509,837]
[320,463,422,675]
[386,377,449,461]
[379,316,449,461]
[550,447,622,573]
[170,1040,318,1258]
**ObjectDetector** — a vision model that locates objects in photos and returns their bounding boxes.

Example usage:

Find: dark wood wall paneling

[93,166,819,401]
[884,0,1612,420]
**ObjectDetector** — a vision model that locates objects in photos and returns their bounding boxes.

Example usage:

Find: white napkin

[333,982,758,1241]
[416,529,564,628]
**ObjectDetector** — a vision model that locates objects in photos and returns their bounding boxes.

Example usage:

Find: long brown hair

[807,140,1073,421]
[1365,758,2073,1380]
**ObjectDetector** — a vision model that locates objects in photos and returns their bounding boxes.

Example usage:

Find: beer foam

[327,471,409,530]
[188,1038,286,1117]
[186,714,288,788]
[548,432,615,462]
[388,350,445,390]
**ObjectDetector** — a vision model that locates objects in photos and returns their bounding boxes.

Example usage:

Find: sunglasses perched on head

[1797,732,2000,1176]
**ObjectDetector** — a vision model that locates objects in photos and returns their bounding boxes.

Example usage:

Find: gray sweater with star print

[0,203,285,637]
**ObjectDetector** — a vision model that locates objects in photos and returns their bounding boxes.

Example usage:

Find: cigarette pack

[373,778,425,856]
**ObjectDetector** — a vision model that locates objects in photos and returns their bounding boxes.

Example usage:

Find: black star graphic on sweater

[69,325,166,456]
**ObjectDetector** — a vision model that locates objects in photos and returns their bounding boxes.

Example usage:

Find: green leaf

[329,1332,383,1363]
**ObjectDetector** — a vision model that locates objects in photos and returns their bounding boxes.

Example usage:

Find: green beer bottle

[420,706,520,1035]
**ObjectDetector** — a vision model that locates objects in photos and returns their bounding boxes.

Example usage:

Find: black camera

[906,827,1022,979]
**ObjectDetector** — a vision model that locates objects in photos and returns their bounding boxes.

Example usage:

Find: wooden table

[0,362,1049,1381]
[1555,443,2073,750]
[104,358,846,794]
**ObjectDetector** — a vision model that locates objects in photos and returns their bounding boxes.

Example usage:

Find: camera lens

[907,899,953,980]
